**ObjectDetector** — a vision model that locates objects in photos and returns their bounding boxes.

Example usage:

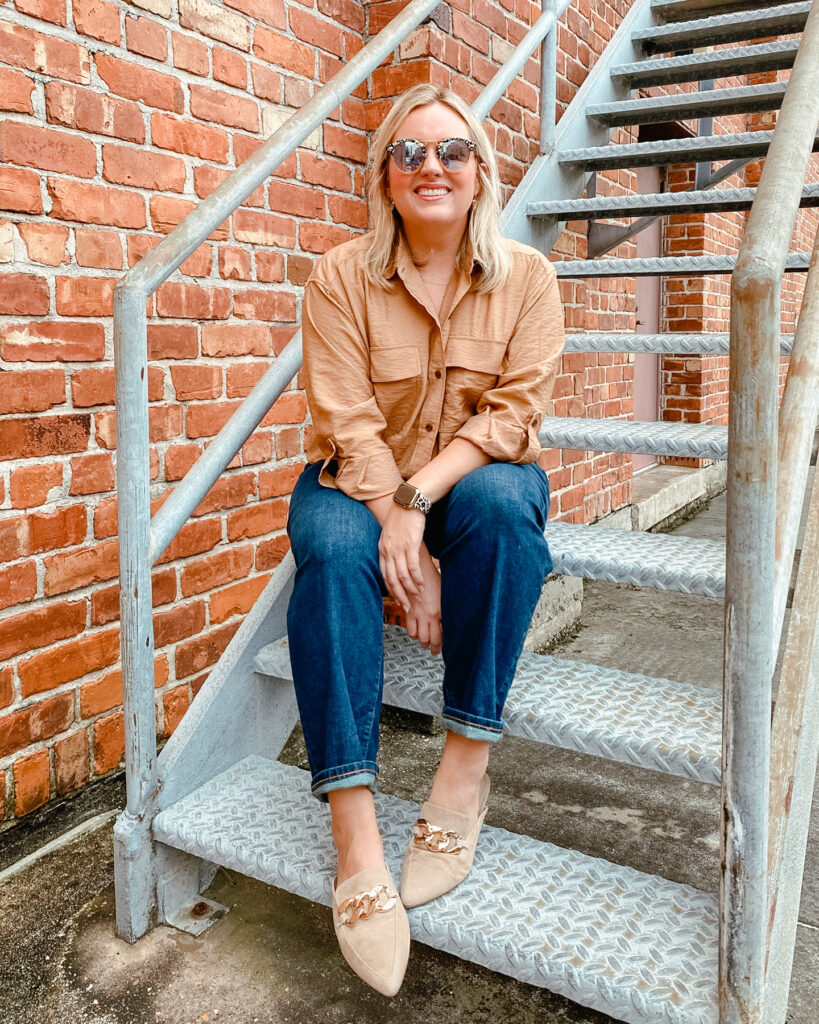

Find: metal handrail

[722,3,819,1021]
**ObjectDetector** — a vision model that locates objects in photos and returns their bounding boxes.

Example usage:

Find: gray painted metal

[651,0,787,21]
[540,0,558,155]
[150,332,303,565]
[529,184,819,220]
[538,415,728,459]
[633,2,810,53]
[610,40,800,88]
[547,521,726,597]
[562,332,795,355]
[554,254,811,278]
[560,128,819,170]
[721,3,819,1018]
[153,755,720,1024]
[255,624,723,785]
[587,82,788,127]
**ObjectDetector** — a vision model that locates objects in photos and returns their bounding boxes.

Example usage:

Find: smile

[415,187,450,197]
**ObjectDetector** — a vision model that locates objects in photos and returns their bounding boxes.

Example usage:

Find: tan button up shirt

[302,230,565,501]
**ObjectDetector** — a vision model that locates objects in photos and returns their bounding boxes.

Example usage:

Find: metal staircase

[112,2,819,1023]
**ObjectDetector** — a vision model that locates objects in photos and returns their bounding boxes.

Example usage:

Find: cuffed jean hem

[310,764,379,803]
[442,707,504,743]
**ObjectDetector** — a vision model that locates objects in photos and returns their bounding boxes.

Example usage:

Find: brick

[90,568,177,626]
[1,708,31,759]
[170,364,221,401]
[152,113,230,163]
[25,504,87,556]
[70,365,163,408]
[0,667,13,710]
[164,443,201,481]
[209,574,269,624]
[153,599,206,647]
[0,166,42,214]
[14,0,66,25]
[213,46,247,88]
[250,62,281,103]
[0,273,49,315]
[267,180,324,219]
[131,0,171,15]
[0,369,65,415]
[227,499,287,541]
[233,288,296,323]
[1,120,96,178]
[193,473,256,516]
[180,243,213,278]
[233,209,295,248]
[0,414,91,460]
[0,562,37,612]
[18,222,70,266]
[328,194,367,228]
[174,620,240,679]
[18,626,119,696]
[287,254,313,286]
[289,8,343,56]
[156,517,221,565]
[225,362,266,398]
[69,453,114,495]
[323,123,367,164]
[102,144,186,192]
[299,152,352,192]
[179,0,251,51]
[48,178,146,228]
[28,693,74,742]
[156,281,231,319]
[162,684,190,736]
[93,710,124,775]
[193,164,264,207]
[42,538,119,597]
[185,399,241,438]
[263,391,306,424]
[218,246,252,281]
[10,462,63,509]
[201,323,270,357]
[13,750,50,815]
[259,462,303,499]
[189,83,258,131]
[255,533,289,570]
[0,21,90,84]
[0,219,10,264]
[0,67,37,113]
[44,82,145,144]
[96,53,182,112]
[299,220,351,254]
[256,251,285,283]
[54,728,90,795]
[125,14,168,60]
[147,323,198,360]
[73,0,121,43]
[253,27,314,77]
[0,599,86,662]
[75,228,123,269]
[371,61,432,99]
[275,426,300,459]
[180,545,254,597]
[318,0,364,31]
[225,0,285,29]
[0,321,105,362]
[172,31,209,75]
[56,275,115,317]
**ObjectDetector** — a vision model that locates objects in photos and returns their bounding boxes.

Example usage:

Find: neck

[401,218,469,269]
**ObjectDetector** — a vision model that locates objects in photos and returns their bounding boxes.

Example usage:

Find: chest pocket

[369,345,422,426]
[445,337,506,409]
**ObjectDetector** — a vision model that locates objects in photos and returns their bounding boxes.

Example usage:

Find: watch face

[394,482,417,506]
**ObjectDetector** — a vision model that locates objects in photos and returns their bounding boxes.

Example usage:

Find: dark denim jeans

[285,459,552,801]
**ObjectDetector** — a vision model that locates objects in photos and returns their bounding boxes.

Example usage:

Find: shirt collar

[386,228,482,279]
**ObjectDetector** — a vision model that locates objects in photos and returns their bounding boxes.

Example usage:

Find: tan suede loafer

[400,774,490,908]
[331,864,410,997]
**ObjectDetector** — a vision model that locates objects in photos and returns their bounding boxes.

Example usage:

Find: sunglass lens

[439,139,473,170]
[392,140,425,172]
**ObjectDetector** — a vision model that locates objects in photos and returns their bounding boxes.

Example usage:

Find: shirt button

[425,423,434,431]
[434,370,442,379]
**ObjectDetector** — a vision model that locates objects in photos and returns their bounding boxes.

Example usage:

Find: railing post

[540,0,557,156]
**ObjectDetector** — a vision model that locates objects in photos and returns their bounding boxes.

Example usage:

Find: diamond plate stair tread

[153,755,719,1024]
[255,625,722,784]
[632,1,809,51]
[538,416,727,460]
[529,184,819,220]
[548,521,725,597]
[611,40,800,86]
[651,0,788,21]
[563,332,794,355]
[587,82,787,126]
[553,253,810,277]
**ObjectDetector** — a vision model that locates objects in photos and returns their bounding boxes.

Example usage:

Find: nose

[419,145,444,173]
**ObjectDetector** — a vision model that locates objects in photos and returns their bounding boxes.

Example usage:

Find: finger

[417,618,429,649]
[386,557,412,612]
[430,619,442,657]
[405,548,425,592]
[406,611,419,640]
[395,554,422,597]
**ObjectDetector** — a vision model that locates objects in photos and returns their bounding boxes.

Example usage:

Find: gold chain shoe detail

[412,818,464,855]
[336,883,399,927]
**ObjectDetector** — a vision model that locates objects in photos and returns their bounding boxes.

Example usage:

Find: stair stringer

[113,552,298,940]
[501,0,655,252]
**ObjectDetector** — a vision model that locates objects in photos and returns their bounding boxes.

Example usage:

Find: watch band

[393,482,432,514]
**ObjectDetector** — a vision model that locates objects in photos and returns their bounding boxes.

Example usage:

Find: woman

[286,83,565,996]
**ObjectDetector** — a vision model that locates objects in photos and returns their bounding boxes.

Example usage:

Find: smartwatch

[393,482,432,514]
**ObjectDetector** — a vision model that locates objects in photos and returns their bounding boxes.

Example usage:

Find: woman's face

[385,102,480,241]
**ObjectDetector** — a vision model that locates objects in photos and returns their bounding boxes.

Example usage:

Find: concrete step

[153,755,719,1024]
[563,332,795,355]
[538,416,728,460]
[559,128,819,170]
[548,521,725,597]
[529,184,819,221]
[587,82,788,127]
[553,253,811,278]
[651,0,791,21]
[611,39,800,87]
[255,624,723,785]
[633,1,810,54]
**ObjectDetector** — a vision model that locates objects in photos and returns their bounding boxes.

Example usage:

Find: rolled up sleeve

[452,255,565,463]
[302,275,404,501]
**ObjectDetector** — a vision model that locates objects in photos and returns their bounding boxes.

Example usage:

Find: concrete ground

[1,489,817,1024]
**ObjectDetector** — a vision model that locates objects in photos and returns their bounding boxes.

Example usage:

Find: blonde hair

[364,84,511,293]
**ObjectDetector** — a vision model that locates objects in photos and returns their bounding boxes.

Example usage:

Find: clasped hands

[378,503,442,657]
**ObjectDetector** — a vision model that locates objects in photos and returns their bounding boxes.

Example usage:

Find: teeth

[417,188,448,195]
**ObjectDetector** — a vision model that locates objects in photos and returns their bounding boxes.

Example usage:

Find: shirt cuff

[318,449,405,501]
[452,411,542,464]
